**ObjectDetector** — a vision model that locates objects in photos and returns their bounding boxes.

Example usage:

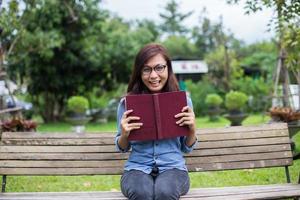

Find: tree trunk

[280,49,290,107]
[224,43,230,91]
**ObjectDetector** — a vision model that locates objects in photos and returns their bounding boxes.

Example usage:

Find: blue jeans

[120,168,190,200]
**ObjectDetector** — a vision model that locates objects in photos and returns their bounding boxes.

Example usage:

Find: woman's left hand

[175,106,196,133]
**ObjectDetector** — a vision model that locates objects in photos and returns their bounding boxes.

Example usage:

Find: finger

[125,123,143,132]
[130,126,142,131]
[122,110,133,118]
[125,116,141,122]
[176,116,190,125]
[181,106,190,112]
[175,112,191,118]
[174,112,188,118]
[179,120,193,126]
[128,123,143,127]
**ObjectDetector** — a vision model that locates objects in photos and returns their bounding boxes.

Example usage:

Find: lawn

[4,114,300,192]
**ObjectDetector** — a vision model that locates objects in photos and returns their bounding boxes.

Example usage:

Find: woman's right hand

[121,110,143,138]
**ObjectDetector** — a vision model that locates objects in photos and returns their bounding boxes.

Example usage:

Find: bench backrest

[0,123,292,176]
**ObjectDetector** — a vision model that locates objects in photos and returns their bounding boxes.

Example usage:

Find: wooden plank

[0,137,291,153]
[195,123,288,134]
[0,152,129,161]
[187,144,291,157]
[0,159,293,175]
[0,184,299,199]
[1,138,115,146]
[0,167,124,175]
[195,137,290,149]
[0,146,292,161]
[0,144,291,161]
[0,145,116,153]
[0,160,126,168]
[1,123,288,139]
[182,190,300,200]
[185,151,293,164]
[1,130,289,146]
[1,132,115,139]
[187,158,293,172]
[186,184,300,195]
[198,129,288,141]
[0,152,291,168]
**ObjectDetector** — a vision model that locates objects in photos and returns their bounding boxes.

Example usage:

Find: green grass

[5,114,300,192]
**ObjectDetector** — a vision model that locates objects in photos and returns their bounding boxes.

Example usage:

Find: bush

[185,78,219,116]
[230,77,271,112]
[205,94,223,107]
[225,91,248,111]
[67,96,89,114]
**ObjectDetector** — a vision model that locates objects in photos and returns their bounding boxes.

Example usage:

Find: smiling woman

[141,55,168,93]
[115,43,197,200]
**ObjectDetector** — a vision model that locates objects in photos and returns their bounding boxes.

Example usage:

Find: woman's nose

[149,69,158,78]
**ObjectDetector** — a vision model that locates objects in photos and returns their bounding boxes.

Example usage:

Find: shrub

[205,94,223,107]
[225,91,248,111]
[67,96,89,114]
[230,77,271,112]
[185,79,218,116]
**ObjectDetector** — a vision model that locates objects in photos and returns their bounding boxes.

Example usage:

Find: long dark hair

[127,43,179,94]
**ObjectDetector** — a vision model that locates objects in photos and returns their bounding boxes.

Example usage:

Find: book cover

[125,91,189,141]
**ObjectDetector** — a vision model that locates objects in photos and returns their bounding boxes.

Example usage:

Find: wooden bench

[0,123,300,199]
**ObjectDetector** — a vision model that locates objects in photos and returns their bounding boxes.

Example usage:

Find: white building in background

[172,60,208,74]
[171,60,208,82]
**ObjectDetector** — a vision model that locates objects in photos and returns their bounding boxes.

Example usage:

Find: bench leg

[1,175,6,193]
[285,166,291,183]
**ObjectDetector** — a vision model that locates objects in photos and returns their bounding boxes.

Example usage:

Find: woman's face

[141,54,168,93]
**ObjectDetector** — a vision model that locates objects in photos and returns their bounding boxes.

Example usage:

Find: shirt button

[155,143,158,146]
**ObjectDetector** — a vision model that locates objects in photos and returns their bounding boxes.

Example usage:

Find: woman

[115,43,197,200]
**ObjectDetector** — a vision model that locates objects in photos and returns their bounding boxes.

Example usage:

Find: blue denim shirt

[115,95,197,174]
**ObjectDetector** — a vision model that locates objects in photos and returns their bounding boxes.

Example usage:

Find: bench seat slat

[0,160,127,168]
[0,184,299,200]
[186,151,292,164]
[0,136,290,153]
[0,158,292,175]
[197,137,290,149]
[190,144,291,156]
[195,123,288,134]
[0,167,124,175]
[0,123,287,139]
[0,152,129,160]
[1,130,288,145]
[1,132,116,139]
[187,158,292,171]
[0,144,292,161]
[0,151,292,167]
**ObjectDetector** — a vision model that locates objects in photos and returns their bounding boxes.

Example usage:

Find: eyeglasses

[141,64,167,76]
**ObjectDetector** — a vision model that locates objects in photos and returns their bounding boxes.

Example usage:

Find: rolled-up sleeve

[115,98,131,152]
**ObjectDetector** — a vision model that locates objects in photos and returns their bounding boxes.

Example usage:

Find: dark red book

[125,91,189,141]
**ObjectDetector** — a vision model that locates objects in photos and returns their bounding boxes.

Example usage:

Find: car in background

[5,96,34,119]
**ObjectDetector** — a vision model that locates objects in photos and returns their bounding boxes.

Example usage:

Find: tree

[159,0,193,36]
[227,0,300,107]
[162,35,198,59]
[191,8,222,59]
[0,0,23,73]
[135,19,160,42]
[5,0,110,122]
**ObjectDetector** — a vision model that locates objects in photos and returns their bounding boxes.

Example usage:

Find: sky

[101,0,275,44]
